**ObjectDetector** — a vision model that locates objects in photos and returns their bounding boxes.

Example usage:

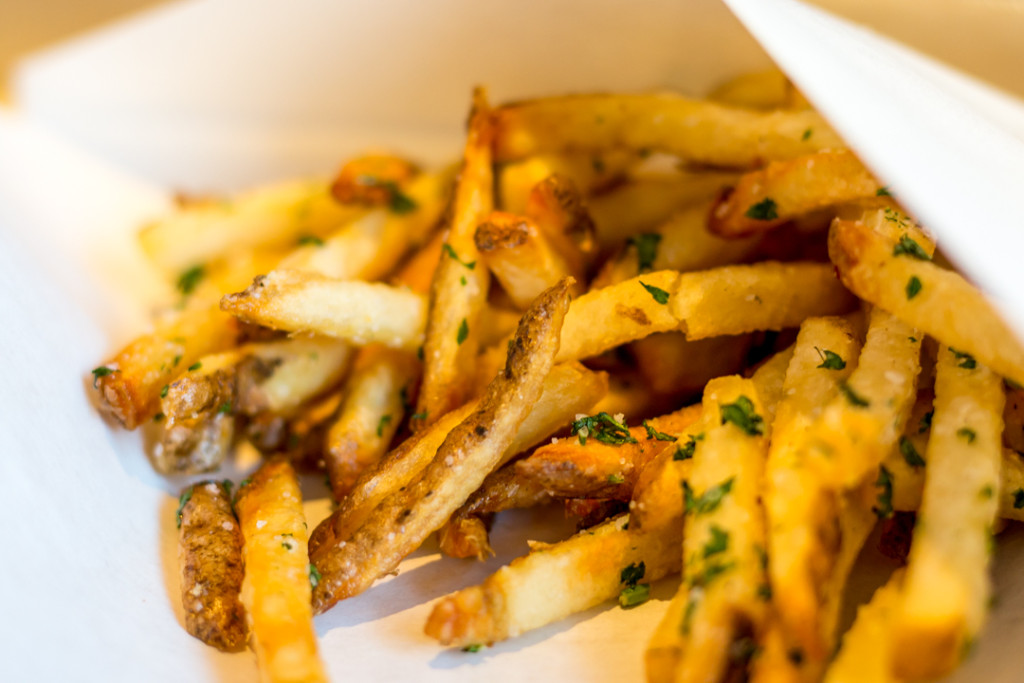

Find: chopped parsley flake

[642,420,677,442]
[1014,488,1024,509]
[801,128,812,141]
[720,395,764,436]
[608,473,625,484]
[757,583,773,600]
[620,562,646,587]
[628,233,662,273]
[892,235,931,261]
[639,280,670,305]
[702,525,729,558]
[218,401,232,415]
[900,437,925,468]
[957,427,977,443]
[876,186,892,197]
[745,198,779,221]
[91,366,115,388]
[160,384,169,399]
[980,484,995,499]
[176,265,206,296]
[838,381,870,408]
[309,564,322,588]
[815,347,846,370]
[619,583,650,608]
[570,412,637,446]
[153,412,165,422]
[684,477,735,516]
[950,348,977,369]
[377,414,392,437]
[906,276,923,300]
[873,465,894,519]
[691,560,734,588]
[682,598,698,635]
[175,486,194,528]
[674,433,704,460]
[297,234,324,247]
[463,644,483,653]
[188,361,202,372]
[456,318,469,345]
[442,243,477,269]
[919,410,934,433]
[411,411,428,421]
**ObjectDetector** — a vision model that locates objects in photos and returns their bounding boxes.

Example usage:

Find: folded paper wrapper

[2,0,1024,680]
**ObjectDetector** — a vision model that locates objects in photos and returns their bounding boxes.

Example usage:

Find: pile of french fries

[90,69,1024,682]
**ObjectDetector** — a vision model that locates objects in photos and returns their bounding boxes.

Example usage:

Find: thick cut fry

[493,94,844,167]
[593,200,761,288]
[416,89,494,426]
[708,69,801,110]
[279,170,449,280]
[830,214,1024,386]
[514,404,703,500]
[555,262,854,363]
[801,307,922,489]
[523,173,595,274]
[220,269,427,351]
[426,513,680,646]
[139,179,362,274]
[474,211,582,309]
[329,153,418,205]
[234,459,327,683]
[177,480,246,651]
[311,281,570,610]
[323,346,420,499]
[92,305,238,429]
[823,571,904,683]
[662,377,771,683]
[891,349,1004,679]
[709,150,878,238]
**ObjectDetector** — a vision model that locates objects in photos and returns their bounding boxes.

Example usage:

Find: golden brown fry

[514,404,702,500]
[323,346,420,499]
[822,571,905,683]
[329,153,418,205]
[392,229,445,294]
[220,269,427,351]
[311,279,571,611]
[555,262,854,363]
[830,212,1024,386]
[708,69,803,110]
[177,480,246,651]
[139,179,362,275]
[632,333,751,398]
[523,173,595,274]
[882,389,934,513]
[235,459,327,683]
[709,150,878,238]
[493,93,843,167]
[891,350,1005,679]
[416,89,494,426]
[474,211,583,309]
[497,151,632,214]
[92,305,238,429]
[426,513,680,647]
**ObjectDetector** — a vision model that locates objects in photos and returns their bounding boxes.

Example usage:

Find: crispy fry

[392,230,445,294]
[220,269,427,351]
[497,151,632,214]
[310,279,571,611]
[493,93,844,167]
[139,179,362,274]
[882,389,934,513]
[323,346,420,499]
[474,211,583,309]
[177,480,246,651]
[235,459,327,683]
[426,513,681,647]
[329,153,418,205]
[555,262,854,363]
[92,305,238,429]
[891,348,1004,679]
[523,173,595,274]
[416,89,494,425]
[830,212,1024,386]
[708,69,802,110]
[822,571,905,683]
[709,150,878,238]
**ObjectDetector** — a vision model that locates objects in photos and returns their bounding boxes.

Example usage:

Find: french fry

[660,376,771,683]
[829,212,1024,386]
[763,316,863,665]
[426,513,681,647]
[555,262,854,363]
[882,389,934,514]
[323,346,420,499]
[588,171,736,250]
[822,570,905,683]
[800,306,923,489]
[329,153,418,205]
[708,150,878,238]
[523,173,595,274]
[278,170,449,280]
[177,480,246,651]
[632,333,751,398]
[139,179,362,274]
[392,229,445,294]
[220,269,427,352]
[234,459,327,683]
[474,211,583,309]
[497,150,633,214]
[493,93,844,167]
[1002,385,1024,453]
[310,279,571,611]
[514,404,703,500]
[416,89,494,425]
[592,200,761,288]
[891,348,1005,679]
[588,371,674,422]
[233,337,353,416]
[91,304,238,429]
[708,69,803,110]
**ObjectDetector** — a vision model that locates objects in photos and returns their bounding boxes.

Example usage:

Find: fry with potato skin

[177,480,246,651]
[426,513,681,647]
[493,93,843,167]
[523,173,595,275]
[311,280,571,610]
[235,459,327,683]
[416,89,494,426]
[890,349,1005,680]
[220,269,427,351]
[709,150,878,238]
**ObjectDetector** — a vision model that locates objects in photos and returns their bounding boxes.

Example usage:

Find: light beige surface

[0,0,167,100]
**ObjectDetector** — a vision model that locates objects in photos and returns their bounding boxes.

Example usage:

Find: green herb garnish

[906,276,923,300]
[892,235,931,261]
[175,486,194,528]
[442,243,476,270]
[838,381,870,408]
[297,234,324,247]
[309,564,322,588]
[815,347,846,370]
[639,280,670,305]
[456,318,469,345]
[619,584,650,608]
[900,437,925,468]
[702,525,729,558]
[957,427,977,443]
[377,414,392,437]
[745,198,779,221]
[642,420,677,442]
[628,233,662,273]
[684,477,735,516]
[873,465,894,519]
[176,265,206,296]
[950,348,977,369]
[720,395,764,436]
[571,412,637,446]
